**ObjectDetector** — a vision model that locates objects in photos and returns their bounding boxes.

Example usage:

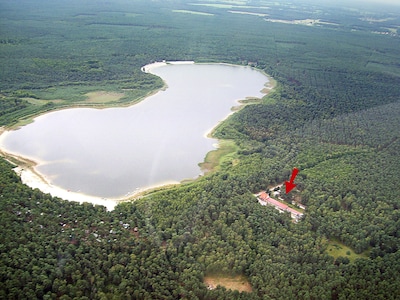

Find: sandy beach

[142,60,195,73]
[8,164,179,211]
[14,166,119,210]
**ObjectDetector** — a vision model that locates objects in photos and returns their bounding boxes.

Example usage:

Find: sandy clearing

[204,275,252,292]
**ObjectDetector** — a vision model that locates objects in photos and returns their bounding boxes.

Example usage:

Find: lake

[0,62,269,199]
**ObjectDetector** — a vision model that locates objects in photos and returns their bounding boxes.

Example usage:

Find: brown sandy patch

[204,274,252,293]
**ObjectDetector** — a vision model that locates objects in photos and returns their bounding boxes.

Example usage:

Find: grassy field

[326,239,369,262]
[84,91,125,103]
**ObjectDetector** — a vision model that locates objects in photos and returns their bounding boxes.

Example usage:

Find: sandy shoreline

[142,60,195,73]
[13,166,180,211]
[15,166,120,210]
[21,166,182,210]
[0,136,121,209]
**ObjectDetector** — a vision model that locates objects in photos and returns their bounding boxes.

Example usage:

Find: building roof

[258,191,269,201]
[258,192,289,210]
[258,191,303,218]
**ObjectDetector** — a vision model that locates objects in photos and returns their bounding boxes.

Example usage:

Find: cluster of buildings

[256,191,304,222]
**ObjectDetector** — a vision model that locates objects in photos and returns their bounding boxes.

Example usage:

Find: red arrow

[285,167,299,194]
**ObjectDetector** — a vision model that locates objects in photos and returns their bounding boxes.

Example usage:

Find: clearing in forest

[326,239,369,262]
[204,274,252,293]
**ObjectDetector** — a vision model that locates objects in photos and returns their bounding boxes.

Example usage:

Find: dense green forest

[1,0,400,299]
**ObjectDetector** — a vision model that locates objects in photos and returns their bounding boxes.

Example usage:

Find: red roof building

[257,191,303,222]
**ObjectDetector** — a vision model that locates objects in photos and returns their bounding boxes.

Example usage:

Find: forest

[1,0,400,299]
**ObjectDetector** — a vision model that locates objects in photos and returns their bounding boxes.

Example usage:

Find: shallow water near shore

[0,63,269,200]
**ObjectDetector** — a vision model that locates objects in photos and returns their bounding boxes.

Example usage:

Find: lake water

[0,63,269,198]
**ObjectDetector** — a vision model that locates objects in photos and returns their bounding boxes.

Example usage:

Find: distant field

[172,10,214,16]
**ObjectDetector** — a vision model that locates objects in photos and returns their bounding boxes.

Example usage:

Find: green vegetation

[1,0,400,299]
[326,239,369,263]
[200,140,239,173]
